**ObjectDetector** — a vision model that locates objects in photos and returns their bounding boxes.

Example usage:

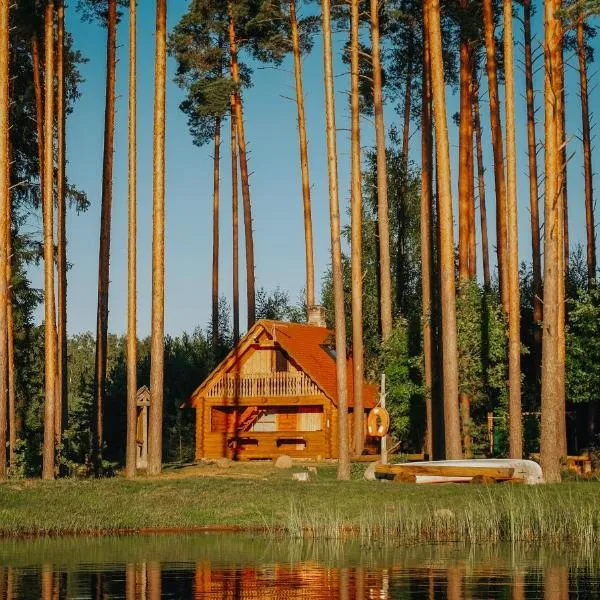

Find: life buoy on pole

[367,407,390,437]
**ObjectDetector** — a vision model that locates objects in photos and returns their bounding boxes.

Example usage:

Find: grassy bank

[1,462,599,543]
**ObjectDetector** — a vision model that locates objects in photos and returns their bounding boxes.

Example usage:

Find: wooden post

[381,373,387,465]
[487,411,494,456]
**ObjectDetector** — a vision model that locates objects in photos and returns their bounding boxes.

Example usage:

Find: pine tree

[125,0,137,479]
[148,0,167,476]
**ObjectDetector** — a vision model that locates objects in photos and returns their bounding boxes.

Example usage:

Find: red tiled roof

[260,320,378,409]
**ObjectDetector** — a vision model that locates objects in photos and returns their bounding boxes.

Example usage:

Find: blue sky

[27,2,600,338]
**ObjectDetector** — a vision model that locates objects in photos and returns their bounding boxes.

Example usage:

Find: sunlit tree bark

[370,0,392,341]
[350,0,364,456]
[425,0,461,459]
[321,0,350,479]
[421,8,434,459]
[126,0,137,479]
[290,0,315,310]
[42,1,57,481]
[211,119,221,348]
[540,0,563,483]
[231,98,240,344]
[523,0,543,379]
[504,0,522,458]
[56,0,67,442]
[148,0,167,476]
[227,6,255,328]
[483,0,508,312]
[93,0,117,471]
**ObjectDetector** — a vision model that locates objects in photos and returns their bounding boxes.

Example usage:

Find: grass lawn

[1,461,599,542]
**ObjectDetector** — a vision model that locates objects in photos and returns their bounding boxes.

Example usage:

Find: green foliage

[256,287,306,323]
[566,288,600,405]
[379,319,424,447]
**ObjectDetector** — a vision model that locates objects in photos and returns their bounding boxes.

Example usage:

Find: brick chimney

[307,305,327,328]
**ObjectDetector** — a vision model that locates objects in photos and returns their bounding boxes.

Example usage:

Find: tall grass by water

[279,484,600,545]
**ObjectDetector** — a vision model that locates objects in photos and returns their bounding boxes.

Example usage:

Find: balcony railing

[207,372,320,398]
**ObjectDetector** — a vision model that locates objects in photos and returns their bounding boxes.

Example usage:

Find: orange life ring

[367,407,390,437]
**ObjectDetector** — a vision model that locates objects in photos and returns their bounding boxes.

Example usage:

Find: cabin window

[297,406,323,431]
[274,349,288,373]
[321,344,336,360]
[252,410,277,432]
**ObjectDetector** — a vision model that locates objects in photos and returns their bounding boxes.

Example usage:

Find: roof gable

[188,320,378,408]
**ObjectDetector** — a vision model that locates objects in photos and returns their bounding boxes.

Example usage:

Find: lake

[0,534,598,598]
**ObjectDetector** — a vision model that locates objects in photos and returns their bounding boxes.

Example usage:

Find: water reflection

[0,535,598,599]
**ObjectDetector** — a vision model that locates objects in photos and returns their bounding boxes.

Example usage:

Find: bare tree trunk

[350,0,364,456]
[577,17,596,287]
[32,35,44,199]
[231,99,240,344]
[473,80,491,290]
[421,12,434,459]
[458,32,472,284]
[290,0,315,310]
[556,29,567,459]
[483,0,509,312]
[227,7,255,329]
[425,0,462,459]
[370,0,393,341]
[42,1,56,481]
[125,0,137,480]
[6,190,15,469]
[458,13,473,457]
[540,0,563,483]
[504,0,522,459]
[397,34,414,314]
[56,0,67,443]
[93,0,117,471]
[321,0,350,480]
[523,0,543,380]
[211,119,221,348]
[0,0,8,480]
[148,0,167,477]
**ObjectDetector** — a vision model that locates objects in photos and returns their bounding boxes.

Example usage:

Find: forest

[0,0,598,485]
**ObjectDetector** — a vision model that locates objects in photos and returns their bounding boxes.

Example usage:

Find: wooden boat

[374,459,544,484]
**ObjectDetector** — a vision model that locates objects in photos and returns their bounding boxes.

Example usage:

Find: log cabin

[188,309,378,460]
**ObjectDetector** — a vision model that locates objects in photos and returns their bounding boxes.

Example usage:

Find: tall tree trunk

[42,1,56,481]
[0,0,8,480]
[231,99,240,345]
[523,0,543,382]
[148,0,167,477]
[93,0,117,471]
[211,118,221,348]
[125,0,137,480]
[321,0,350,480]
[370,0,393,341]
[540,0,563,483]
[6,189,15,469]
[350,0,364,456]
[227,7,255,328]
[32,35,44,199]
[397,35,414,315]
[483,0,509,312]
[421,11,434,459]
[473,79,491,290]
[290,0,315,310]
[556,27,567,459]
[577,17,596,287]
[56,0,67,442]
[504,0,522,459]
[458,11,473,457]
[425,0,462,459]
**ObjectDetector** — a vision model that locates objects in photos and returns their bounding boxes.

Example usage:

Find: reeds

[277,485,600,545]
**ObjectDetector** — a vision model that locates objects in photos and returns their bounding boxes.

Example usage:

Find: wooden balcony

[207,372,320,398]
